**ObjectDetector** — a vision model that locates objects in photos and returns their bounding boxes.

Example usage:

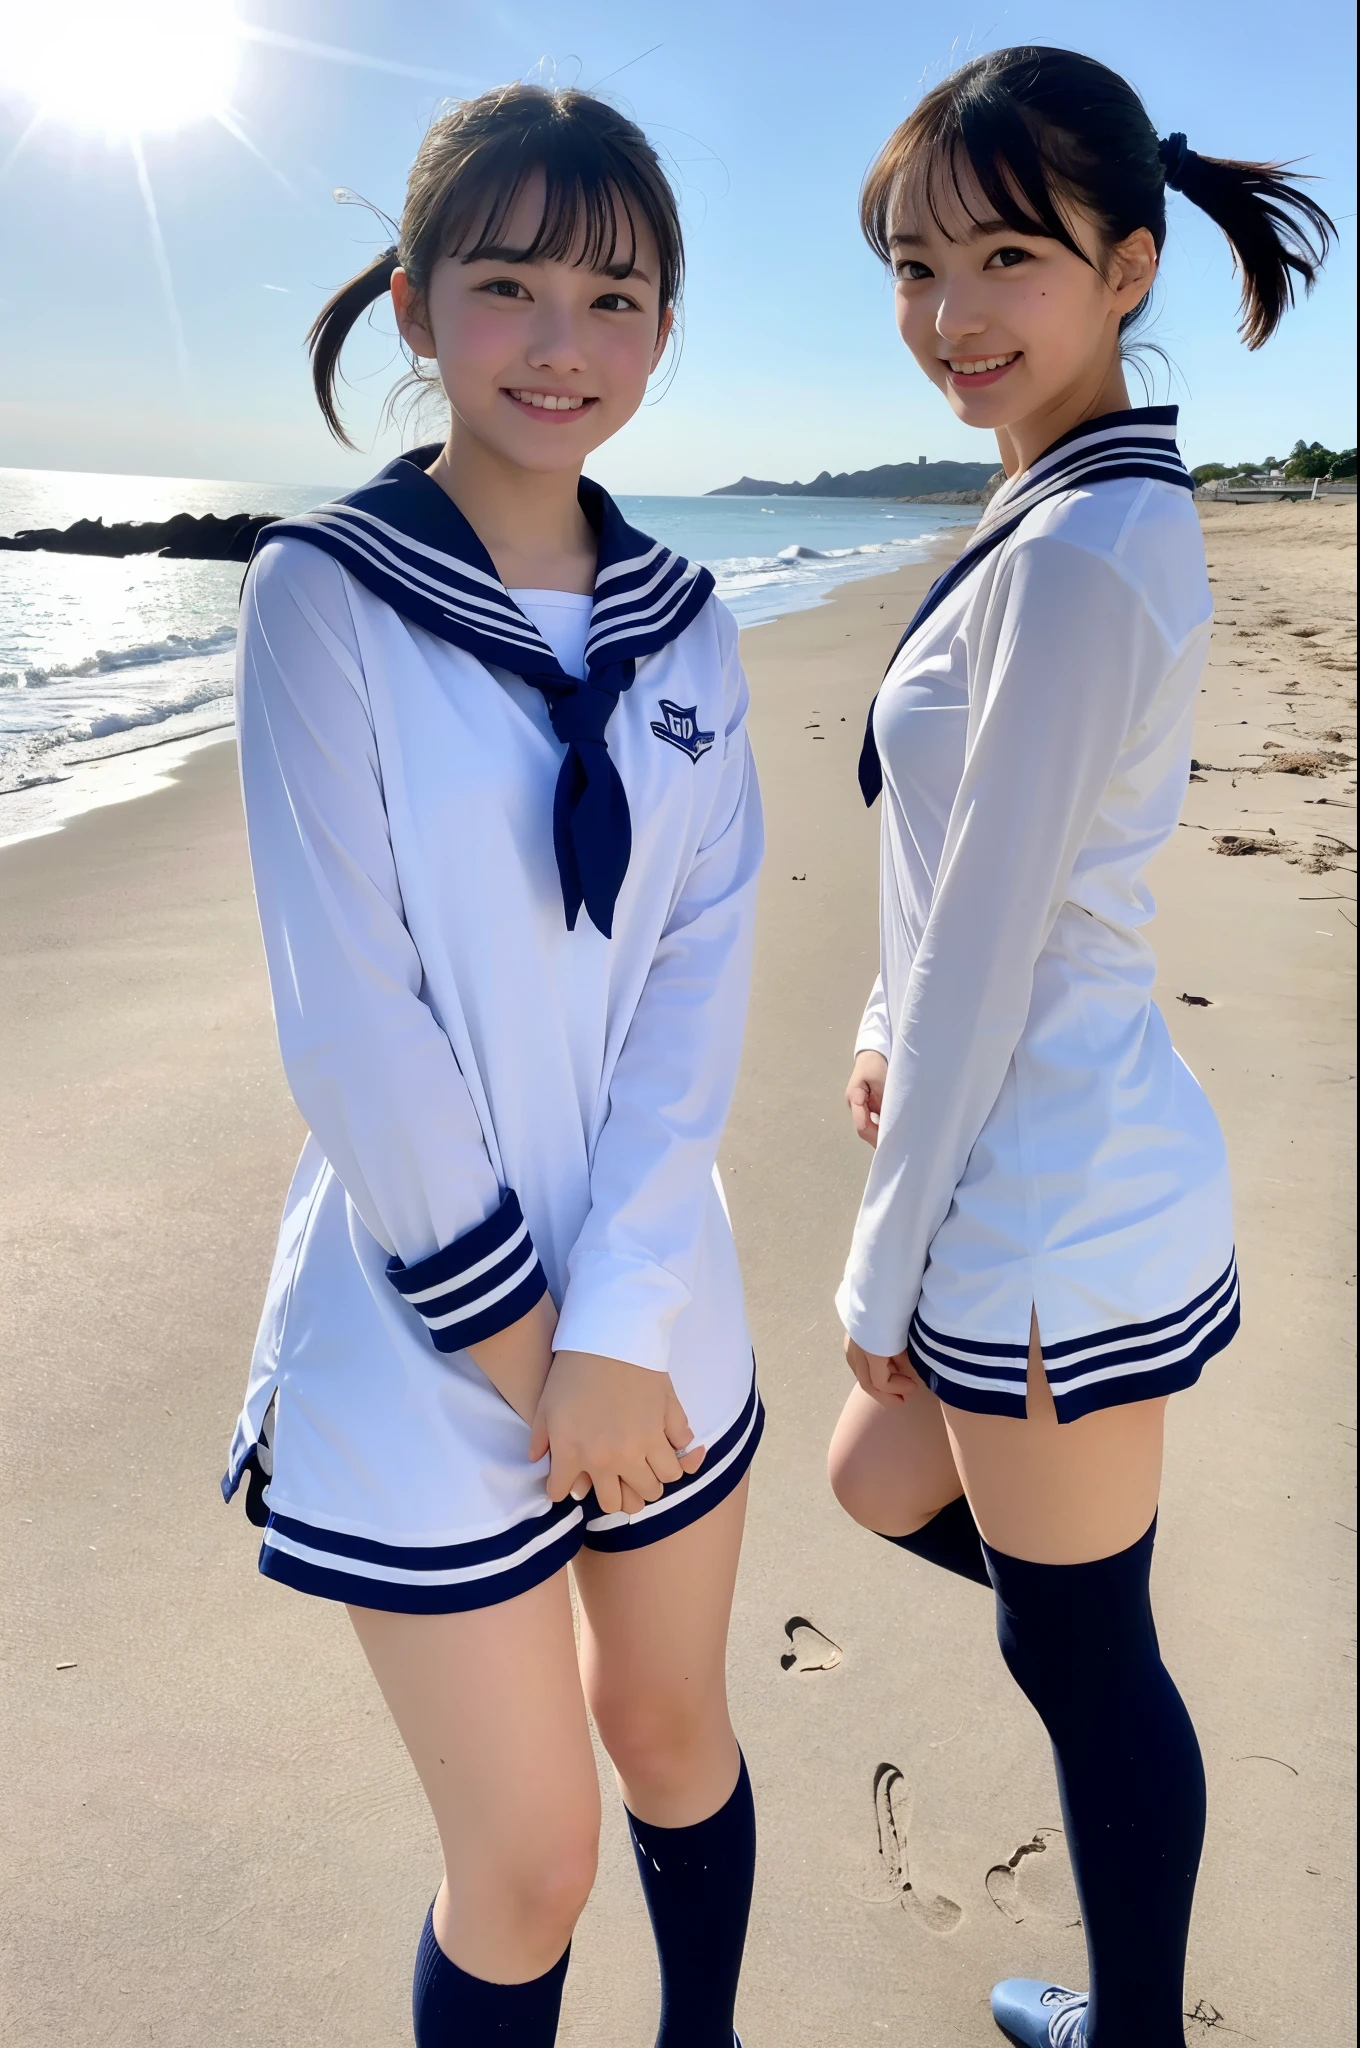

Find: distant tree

[1285,438,1337,479]
[1331,448,1357,478]
[1191,463,1235,482]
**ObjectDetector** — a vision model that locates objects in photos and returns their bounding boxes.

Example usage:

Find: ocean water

[0,466,973,834]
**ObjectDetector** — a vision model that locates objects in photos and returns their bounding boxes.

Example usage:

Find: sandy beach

[1,501,1354,2046]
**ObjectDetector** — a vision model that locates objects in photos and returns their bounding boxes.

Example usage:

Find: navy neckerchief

[858,406,1194,805]
[254,444,715,938]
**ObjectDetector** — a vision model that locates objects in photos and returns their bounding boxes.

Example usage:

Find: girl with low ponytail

[827,46,1333,2048]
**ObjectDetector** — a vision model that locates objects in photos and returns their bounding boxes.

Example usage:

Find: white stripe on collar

[255,447,715,683]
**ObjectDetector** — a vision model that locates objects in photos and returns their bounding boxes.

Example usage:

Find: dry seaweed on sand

[1212,832,1290,856]
[1260,749,1354,776]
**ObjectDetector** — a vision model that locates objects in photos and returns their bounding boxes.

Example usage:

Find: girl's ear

[1108,227,1159,317]
[391,267,437,360]
[650,303,675,375]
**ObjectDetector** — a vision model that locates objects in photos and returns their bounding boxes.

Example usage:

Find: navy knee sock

[412,1903,569,2045]
[879,1492,991,1586]
[626,1752,755,2048]
[983,1518,1204,2048]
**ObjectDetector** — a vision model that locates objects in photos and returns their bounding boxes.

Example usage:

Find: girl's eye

[592,291,639,312]
[482,279,529,299]
[896,261,933,282]
[985,246,1032,270]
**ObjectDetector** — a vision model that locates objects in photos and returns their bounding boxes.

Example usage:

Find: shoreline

[0,521,970,856]
[1,502,1352,2044]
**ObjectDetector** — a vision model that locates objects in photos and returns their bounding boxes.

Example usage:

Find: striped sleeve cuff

[386,1191,549,1353]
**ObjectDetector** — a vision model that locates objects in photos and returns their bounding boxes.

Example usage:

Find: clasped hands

[465,1035,905,1492]
[467,1291,704,1515]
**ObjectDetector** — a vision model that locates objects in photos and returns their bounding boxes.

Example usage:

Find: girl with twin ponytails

[830,45,1333,2048]
[223,84,762,2047]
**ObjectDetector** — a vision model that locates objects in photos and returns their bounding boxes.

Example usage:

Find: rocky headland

[708,458,997,500]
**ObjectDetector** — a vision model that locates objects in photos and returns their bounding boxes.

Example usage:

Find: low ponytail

[861,48,1337,355]
[306,247,400,449]
[1158,136,1334,348]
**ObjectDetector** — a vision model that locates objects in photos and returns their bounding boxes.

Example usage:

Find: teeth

[948,355,1017,375]
[511,390,586,410]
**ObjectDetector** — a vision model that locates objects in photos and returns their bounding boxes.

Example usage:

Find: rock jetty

[0,511,279,561]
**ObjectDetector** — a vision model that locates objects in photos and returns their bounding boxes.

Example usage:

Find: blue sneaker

[991,1979,1088,2046]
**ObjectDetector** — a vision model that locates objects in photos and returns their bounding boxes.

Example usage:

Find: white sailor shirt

[221,456,764,1610]
[836,409,1238,1421]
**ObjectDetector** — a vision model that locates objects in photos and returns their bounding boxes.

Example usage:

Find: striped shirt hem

[252,1371,763,1611]
[258,1496,585,1615]
[906,1253,1240,1423]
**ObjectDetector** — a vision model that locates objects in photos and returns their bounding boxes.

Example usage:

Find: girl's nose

[934,285,989,344]
[526,309,588,373]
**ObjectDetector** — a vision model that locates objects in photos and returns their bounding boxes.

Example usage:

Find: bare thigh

[828,1369,964,1536]
[573,1475,748,1827]
[945,1320,1168,1565]
[348,1569,599,1984]
[829,1320,1167,1565]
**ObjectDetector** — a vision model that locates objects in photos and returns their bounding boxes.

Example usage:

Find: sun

[3,0,241,141]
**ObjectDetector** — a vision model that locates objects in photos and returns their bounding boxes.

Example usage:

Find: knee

[499,1827,599,1947]
[827,1431,935,1538]
[826,1430,877,1527]
[592,1687,726,1803]
[446,1810,598,1958]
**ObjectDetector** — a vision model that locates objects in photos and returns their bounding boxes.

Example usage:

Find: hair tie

[1158,133,1191,192]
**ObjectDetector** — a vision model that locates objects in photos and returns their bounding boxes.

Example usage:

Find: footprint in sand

[780,1616,843,1673]
[872,1763,963,1933]
[985,1828,1082,1928]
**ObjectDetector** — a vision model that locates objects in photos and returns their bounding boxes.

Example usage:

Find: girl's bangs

[864,99,1088,264]
[442,139,667,292]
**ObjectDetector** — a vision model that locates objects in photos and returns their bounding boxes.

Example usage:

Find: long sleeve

[836,537,1176,1357]
[238,540,547,1351]
[856,974,892,1059]
[552,609,765,1372]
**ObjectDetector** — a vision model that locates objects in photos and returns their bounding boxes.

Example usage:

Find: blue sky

[0,0,1354,493]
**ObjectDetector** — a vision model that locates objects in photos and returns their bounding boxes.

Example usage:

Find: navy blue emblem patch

[650,700,714,763]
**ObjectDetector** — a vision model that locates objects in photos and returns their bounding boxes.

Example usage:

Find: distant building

[919,455,928,465]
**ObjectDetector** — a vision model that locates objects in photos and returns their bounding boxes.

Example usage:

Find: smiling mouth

[504,388,597,415]
[943,353,1021,382]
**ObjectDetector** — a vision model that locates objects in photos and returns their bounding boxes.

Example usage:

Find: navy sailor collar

[858,406,1193,805]
[256,444,716,938]
[257,443,714,682]
[975,403,1191,537]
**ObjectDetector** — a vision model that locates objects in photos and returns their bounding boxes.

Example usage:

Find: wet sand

[0,503,1353,2044]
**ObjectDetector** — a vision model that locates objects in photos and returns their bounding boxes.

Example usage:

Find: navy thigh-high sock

[626,1752,755,2047]
[983,1518,1205,2048]
[412,1904,569,2045]
[879,1492,991,1586]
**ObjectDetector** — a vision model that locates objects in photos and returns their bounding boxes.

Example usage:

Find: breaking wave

[0,625,237,691]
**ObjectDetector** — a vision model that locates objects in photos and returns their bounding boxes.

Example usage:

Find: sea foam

[0,625,238,692]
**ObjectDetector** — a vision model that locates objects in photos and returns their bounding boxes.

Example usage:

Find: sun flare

[3,0,241,141]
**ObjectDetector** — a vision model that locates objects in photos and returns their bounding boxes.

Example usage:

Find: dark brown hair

[861,47,1334,349]
[309,82,684,447]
